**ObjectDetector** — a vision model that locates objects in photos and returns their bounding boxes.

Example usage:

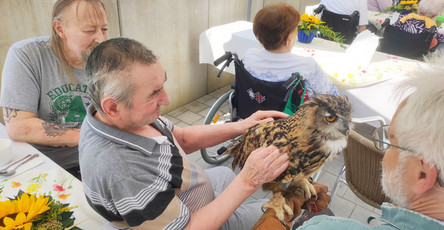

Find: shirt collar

[85,105,171,156]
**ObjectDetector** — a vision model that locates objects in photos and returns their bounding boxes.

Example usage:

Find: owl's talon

[262,192,293,222]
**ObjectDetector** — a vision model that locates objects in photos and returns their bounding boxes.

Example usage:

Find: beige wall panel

[118,0,209,113]
[0,0,120,124]
[205,0,253,93]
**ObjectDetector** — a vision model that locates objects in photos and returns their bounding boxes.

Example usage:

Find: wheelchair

[314,4,360,45]
[378,18,437,60]
[200,51,307,164]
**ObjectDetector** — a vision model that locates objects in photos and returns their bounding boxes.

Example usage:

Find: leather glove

[252,181,331,230]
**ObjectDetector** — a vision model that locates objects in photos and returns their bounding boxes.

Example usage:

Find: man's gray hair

[418,0,444,18]
[85,37,157,113]
[394,53,444,181]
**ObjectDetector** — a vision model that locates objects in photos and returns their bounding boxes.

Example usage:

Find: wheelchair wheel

[200,89,235,164]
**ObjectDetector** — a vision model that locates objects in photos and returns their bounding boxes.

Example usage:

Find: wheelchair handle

[214,51,233,66]
[381,18,390,29]
[313,4,325,15]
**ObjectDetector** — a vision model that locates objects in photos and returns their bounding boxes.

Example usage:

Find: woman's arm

[3,108,80,147]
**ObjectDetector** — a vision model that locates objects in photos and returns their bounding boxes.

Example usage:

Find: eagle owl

[228,94,352,220]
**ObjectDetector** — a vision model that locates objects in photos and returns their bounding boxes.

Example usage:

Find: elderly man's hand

[242,110,289,130]
[238,145,289,191]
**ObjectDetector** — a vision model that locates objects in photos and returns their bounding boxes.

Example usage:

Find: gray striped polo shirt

[79,106,214,229]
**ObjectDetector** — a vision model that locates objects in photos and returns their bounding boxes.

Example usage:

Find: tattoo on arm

[42,121,72,137]
[3,108,19,123]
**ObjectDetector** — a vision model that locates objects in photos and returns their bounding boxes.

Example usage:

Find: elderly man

[0,0,108,177]
[79,37,289,229]
[295,55,444,229]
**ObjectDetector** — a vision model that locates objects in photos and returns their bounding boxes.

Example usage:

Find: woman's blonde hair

[50,0,105,83]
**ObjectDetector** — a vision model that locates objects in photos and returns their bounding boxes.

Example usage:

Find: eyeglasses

[371,125,444,187]
[371,125,413,152]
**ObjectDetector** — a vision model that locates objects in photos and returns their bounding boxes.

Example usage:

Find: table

[199,21,419,123]
[0,124,108,229]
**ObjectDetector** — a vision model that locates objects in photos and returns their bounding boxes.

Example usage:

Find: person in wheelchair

[318,0,368,34]
[367,0,392,12]
[243,3,339,104]
[392,0,444,51]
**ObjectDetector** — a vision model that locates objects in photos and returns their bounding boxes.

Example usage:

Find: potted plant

[298,13,344,45]
[384,0,418,14]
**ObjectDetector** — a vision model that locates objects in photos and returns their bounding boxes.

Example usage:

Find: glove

[301,182,331,212]
[252,181,331,230]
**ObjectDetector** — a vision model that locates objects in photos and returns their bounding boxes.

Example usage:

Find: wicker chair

[329,118,391,209]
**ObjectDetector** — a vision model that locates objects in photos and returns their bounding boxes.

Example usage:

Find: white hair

[394,53,444,181]
[418,0,444,18]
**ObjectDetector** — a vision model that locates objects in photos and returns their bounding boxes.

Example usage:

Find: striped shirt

[79,106,214,229]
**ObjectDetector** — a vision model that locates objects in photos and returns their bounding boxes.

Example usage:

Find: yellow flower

[26,183,41,194]
[0,193,51,230]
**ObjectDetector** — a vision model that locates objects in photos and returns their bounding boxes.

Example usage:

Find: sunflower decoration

[298,13,345,46]
[384,0,419,13]
[0,190,80,230]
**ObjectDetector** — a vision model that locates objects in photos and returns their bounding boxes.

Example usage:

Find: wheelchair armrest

[313,4,325,15]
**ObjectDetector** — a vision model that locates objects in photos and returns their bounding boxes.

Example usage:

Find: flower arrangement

[0,190,80,230]
[298,13,345,45]
[384,0,418,13]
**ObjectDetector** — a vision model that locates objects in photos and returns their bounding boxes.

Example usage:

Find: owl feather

[228,94,352,221]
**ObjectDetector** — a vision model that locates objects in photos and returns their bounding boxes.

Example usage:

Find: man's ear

[101,97,121,121]
[53,20,66,40]
[412,158,439,195]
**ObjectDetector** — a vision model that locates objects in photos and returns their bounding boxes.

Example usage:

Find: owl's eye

[325,115,337,122]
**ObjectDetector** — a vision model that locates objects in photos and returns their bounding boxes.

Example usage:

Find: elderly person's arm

[3,108,80,147]
[186,145,289,230]
[172,110,289,153]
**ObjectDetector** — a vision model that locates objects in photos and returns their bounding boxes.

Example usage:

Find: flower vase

[298,30,316,43]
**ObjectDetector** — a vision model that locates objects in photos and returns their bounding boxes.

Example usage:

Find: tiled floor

[163,84,382,226]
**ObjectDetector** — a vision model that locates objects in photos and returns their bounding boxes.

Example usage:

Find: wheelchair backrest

[378,24,435,60]
[232,59,307,119]
[319,7,360,44]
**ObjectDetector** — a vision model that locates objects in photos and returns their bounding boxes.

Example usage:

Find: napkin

[345,30,380,67]
[0,153,43,181]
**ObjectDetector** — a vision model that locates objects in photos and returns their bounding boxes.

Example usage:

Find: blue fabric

[297,203,444,230]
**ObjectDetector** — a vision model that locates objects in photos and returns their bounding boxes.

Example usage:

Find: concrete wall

[0,0,319,124]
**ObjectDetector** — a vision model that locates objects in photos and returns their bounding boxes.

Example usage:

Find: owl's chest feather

[324,138,347,160]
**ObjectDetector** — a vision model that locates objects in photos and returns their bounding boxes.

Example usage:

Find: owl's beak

[340,122,350,136]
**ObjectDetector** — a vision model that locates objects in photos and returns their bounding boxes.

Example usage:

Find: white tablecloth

[199,21,418,123]
[0,124,108,229]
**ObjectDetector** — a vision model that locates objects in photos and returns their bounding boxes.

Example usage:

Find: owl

[228,94,352,221]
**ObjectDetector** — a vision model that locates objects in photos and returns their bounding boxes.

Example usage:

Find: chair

[232,57,307,119]
[378,19,437,60]
[329,117,391,209]
[314,4,360,45]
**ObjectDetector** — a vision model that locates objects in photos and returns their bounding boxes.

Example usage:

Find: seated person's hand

[238,145,289,190]
[252,181,331,230]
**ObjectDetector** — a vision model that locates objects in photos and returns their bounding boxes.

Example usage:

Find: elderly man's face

[59,1,108,68]
[117,61,170,130]
[381,117,409,207]
[381,100,416,207]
